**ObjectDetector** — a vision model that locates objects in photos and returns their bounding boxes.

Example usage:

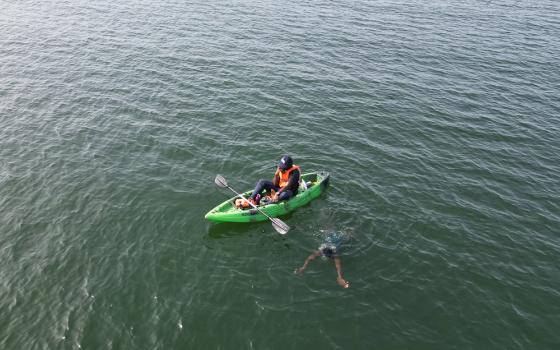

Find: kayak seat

[300,181,313,191]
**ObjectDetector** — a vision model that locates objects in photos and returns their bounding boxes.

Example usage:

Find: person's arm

[334,257,350,288]
[295,250,321,274]
[270,172,280,201]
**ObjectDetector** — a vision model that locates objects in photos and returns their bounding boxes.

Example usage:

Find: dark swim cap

[278,155,293,170]
[322,247,335,258]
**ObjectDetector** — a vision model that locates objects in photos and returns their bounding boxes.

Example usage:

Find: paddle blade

[271,218,290,235]
[214,174,227,188]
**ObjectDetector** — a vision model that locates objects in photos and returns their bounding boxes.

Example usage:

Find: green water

[1,0,559,349]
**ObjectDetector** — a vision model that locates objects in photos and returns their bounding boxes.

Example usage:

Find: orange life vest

[274,165,300,188]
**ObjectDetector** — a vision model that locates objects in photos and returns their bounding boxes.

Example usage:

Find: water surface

[1,0,559,349]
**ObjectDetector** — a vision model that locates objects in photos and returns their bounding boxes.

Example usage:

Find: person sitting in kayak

[249,155,300,205]
[295,230,350,288]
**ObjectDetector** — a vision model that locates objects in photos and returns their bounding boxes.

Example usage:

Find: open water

[1,0,559,349]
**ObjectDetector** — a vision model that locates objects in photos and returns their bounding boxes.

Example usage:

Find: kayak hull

[205,172,330,223]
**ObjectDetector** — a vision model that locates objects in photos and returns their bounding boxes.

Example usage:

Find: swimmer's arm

[295,250,321,274]
[334,257,344,279]
[334,257,349,288]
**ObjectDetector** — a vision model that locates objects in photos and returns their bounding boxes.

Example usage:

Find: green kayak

[205,171,330,223]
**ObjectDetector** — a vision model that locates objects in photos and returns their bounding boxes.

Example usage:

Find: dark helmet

[278,155,293,170]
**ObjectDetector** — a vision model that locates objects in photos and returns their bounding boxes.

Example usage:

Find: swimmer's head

[322,247,335,258]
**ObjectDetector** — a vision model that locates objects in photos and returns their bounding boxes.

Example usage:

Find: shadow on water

[205,212,298,239]
[205,221,257,238]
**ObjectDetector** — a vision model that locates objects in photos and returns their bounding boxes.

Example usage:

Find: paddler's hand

[337,277,350,288]
[295,267,305,275]
[271,193,279,203]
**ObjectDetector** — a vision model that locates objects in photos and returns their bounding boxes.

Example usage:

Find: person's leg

[277,189,294,202]
[250,180,278,200]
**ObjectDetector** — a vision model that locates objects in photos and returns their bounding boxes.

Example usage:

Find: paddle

[214,174,290,235]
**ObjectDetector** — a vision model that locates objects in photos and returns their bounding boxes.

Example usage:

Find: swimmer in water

[295,231,350,288]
